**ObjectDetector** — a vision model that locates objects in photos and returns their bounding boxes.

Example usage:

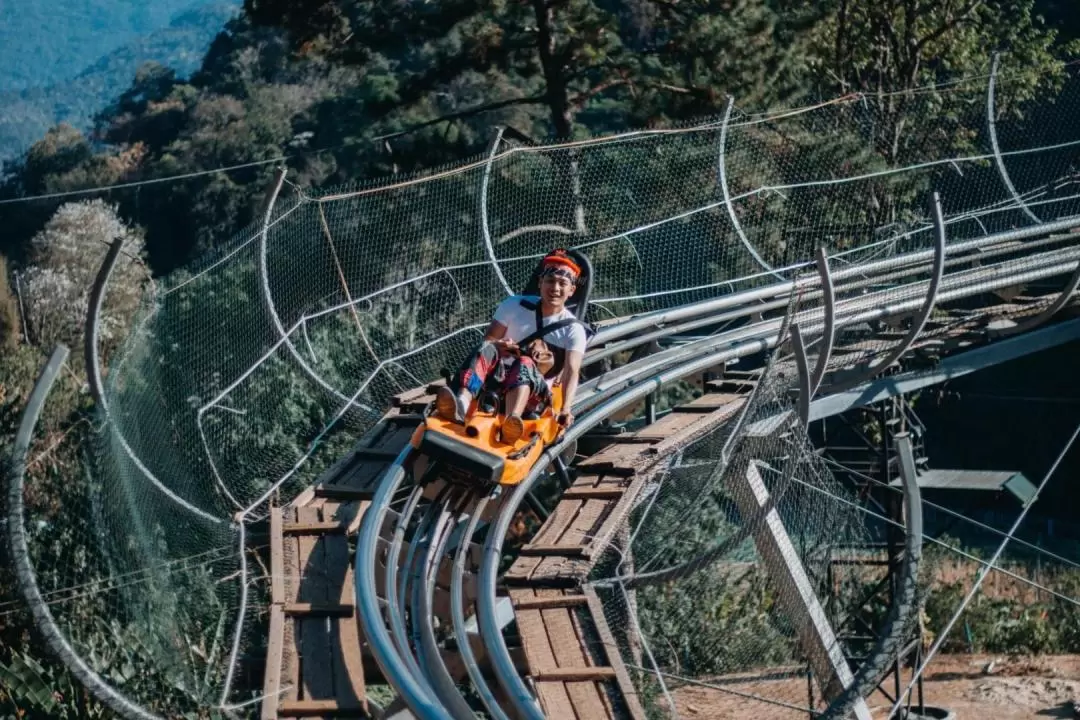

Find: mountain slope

[0,1,240,165]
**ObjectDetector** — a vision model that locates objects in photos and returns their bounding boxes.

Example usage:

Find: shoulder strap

[517,298,582,346]
[520,317,580,347]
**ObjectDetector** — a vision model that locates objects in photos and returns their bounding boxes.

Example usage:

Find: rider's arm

[560,349,584,422]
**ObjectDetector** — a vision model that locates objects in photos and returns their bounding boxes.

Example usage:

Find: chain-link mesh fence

[5,59,1080,717]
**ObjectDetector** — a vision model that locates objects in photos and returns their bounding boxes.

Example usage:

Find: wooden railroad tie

[532,667,619,683]
[313,484,373,500]
[283,603,355,617]
[511,595,589,611]
[281,520,346,535]
[277,699,368,717]
[560,487,625,500]
[353,447,402,460]
[519,544,588,557]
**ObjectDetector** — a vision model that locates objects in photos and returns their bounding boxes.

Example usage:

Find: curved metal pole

[988,53,1041,225]
[995,263,1080,337]
[6,346,163,720]
[411,499,476,720]
[82,235,225,525]
[717,95,785,281]
[355,450,446,720]
[821,432,923,719]
[85,238,125,411]
[809,246,836,397]
[589,212,1080,347]
[257,167,369,411]
[826,192,948,394]
[581,243,1080,417]
[790,323,812,429]
[386,485,435,683]
[450,497,513,720]
[481,126,514,297]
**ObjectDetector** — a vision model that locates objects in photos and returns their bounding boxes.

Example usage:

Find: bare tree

[21,199,148,352]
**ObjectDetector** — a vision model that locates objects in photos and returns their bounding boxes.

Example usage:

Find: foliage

[0,2,1077,716]
[20,200,148,353]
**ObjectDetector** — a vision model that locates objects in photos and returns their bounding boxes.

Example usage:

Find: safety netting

[5,58,1080,717]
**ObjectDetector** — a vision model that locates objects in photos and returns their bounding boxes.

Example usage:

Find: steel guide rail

[354,220,1080,720]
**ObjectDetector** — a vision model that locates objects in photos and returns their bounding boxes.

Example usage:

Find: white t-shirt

[492,295,588,354]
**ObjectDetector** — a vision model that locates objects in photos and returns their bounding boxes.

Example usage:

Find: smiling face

[540,273,575,310]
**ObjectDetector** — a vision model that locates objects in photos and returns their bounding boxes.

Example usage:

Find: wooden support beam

[283,603,355,617]
[519,544,587,557]
[512,595,589,611]
[532,668,618,682]
[560,487,625,500]
[260,606,285,720]
[277,699,369,716]
[354,447,403,459]
[731,461,872,719]
[314,485,374,500]
[282,521,346,535]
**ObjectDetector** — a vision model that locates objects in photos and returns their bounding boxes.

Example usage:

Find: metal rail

[354,221,1080,720]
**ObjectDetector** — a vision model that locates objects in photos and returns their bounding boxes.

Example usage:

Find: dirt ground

[667,654,1080,719]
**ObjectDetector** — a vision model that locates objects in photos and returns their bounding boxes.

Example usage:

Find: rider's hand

[492,338,519,354]
[557,410,574,428]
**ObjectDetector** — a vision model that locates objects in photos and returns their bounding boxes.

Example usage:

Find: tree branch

[372,95,548,142]
[570,78,629,109]
[915,0,984,52]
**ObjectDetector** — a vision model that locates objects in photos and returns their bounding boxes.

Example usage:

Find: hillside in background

[0,0,240,165]
[0,0,218,92]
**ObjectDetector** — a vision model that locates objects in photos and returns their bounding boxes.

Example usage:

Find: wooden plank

[519,544,587,557]
[512,595,589,611]
[314,485,373,500]
[581,476,649,562]
[631,409,712,441]
[283,521,346,535]
[560,487,625,500]
[524,556,593,586]
[516,609,560,675]
[584,586,648,720]
[556,500,610,550]
[277,699,368,716]
[503,555,544,584]
[592,434,661,444]
[565,681,613,719]
[260,605,285,720]
[353,447,402,459]
[534,682,578,720]
[648,399,745,456]
[386,413,425,426]
[533,668,618,682]
[283,603,354,617]
[366,425,417,453]
[324,524,366,714]
[528,499,583,547]
[575,442,650,475]
[673,392,741,411]
[334,458,388,493]
[280,509,302,717]
[297,507,335,703]
[270,506,285,605]
[543,607,612,719]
